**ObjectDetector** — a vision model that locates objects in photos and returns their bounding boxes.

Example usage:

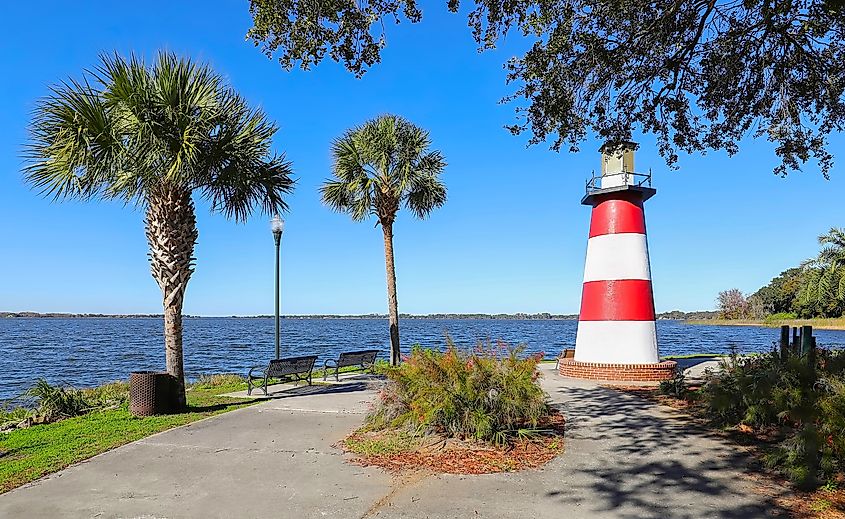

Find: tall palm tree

[24,52,295,409]
[321,115,446,365]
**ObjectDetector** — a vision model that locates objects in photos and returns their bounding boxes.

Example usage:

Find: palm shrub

[700,348,845,488]
[367,339,548,446]
[321,115,446,366]
[24,52,294,409]
[25,379,90,422]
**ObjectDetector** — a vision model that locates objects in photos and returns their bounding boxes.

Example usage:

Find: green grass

[344,430,420,456]
[0,379,258,494]
[685,317,845,330]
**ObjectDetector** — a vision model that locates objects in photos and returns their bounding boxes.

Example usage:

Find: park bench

[322,349,380,381]
[555,348,576,370]
[247,355,318,396]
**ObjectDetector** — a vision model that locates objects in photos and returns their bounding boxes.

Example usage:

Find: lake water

[2,318,845,400]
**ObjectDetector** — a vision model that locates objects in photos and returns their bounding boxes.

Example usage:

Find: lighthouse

[559,141,676,381]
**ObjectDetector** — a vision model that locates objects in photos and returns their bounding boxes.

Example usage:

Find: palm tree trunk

[145,186,198,411]
[382,221,401,366]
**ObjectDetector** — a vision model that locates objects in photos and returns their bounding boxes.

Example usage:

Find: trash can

[129,371,176,416]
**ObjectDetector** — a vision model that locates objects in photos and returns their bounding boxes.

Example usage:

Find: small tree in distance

[717,289,750,320]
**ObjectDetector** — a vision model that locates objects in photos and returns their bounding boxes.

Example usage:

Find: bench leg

[262,375,269,396]
[247,378,253,396]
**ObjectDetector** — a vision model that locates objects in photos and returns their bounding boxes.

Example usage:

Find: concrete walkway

[0,366,786,518]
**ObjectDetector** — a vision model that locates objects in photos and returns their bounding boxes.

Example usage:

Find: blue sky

[1,1,843,316]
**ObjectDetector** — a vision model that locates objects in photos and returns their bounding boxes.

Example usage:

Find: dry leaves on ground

[342,412,565,475]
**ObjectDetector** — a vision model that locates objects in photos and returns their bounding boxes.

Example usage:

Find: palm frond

[202,154,294,222]
[405,173,447,219]
[819,227,845,250]
[23,76,123,201]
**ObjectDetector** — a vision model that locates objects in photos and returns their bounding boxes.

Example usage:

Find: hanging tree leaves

[247,0,845,176]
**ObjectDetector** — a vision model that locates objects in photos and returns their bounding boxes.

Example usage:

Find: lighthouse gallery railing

[585,170,652,194]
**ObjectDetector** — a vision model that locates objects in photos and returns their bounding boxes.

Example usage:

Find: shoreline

[684,318,845,331]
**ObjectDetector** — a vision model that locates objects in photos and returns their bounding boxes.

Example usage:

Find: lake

[2,318,845,400]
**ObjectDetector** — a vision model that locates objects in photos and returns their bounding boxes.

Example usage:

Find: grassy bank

[0,375,258,494]
[685,317,845,331]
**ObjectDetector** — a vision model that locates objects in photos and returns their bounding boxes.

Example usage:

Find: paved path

[0,366,786,518]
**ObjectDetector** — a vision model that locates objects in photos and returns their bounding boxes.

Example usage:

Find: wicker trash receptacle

[129,371,176,416]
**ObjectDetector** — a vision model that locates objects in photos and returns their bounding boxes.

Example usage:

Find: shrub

[699,348,845,488]
[3,379,130,429]
[25,379,90,421]
[368,339,548,446]
[659,370,689,398]
[0,406,31,430]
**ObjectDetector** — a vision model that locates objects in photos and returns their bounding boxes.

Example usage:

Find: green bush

[25,379,90,422]
[367,339,548,446]
[0,406,31,430]
[659,370,689,398]
[699,348,845,488]
[764,312,799,323]
[3,379,130,429]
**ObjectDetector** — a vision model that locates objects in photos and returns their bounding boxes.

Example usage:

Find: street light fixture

[271,215,285,359]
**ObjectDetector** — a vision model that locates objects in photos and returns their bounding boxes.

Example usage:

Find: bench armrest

[323,359,339,369]
[247,365,268,378]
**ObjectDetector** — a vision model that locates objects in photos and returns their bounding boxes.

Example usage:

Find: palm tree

[801,227,845,317]
[321,115,446,365]
[24,52,295,410]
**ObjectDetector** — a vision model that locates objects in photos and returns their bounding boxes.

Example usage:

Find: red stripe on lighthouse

[589,198,646,238]
[579,279,655,321]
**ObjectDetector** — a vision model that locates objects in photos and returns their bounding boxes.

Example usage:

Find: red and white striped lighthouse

[559,141,676,381]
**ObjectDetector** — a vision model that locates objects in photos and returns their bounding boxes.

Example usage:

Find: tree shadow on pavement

[544,385,789,518]
[257,380,375,400]
[672,356,723,371]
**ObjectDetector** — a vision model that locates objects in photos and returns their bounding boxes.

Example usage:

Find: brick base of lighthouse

[558,358,677,382]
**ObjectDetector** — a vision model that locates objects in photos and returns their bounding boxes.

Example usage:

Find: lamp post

[271,215,285,359]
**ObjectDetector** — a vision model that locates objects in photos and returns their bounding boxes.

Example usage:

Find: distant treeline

[3,311,716,320]
[0,312,167,319]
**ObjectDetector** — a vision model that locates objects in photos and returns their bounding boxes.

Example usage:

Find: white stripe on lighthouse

[574,321,659,364]
[582,233,651,282]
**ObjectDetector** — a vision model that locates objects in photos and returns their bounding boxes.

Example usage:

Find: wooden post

[801,325,813,356]
[792,327,800,355]
[780,325,790,359]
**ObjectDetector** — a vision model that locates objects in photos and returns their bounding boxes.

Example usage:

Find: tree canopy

[321,114,447,225]
[248,0,845,177]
